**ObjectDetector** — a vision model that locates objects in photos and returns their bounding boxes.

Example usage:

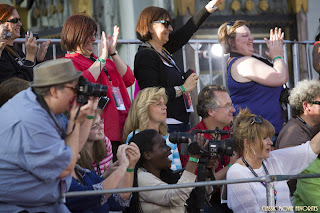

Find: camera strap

[242,156,277,206]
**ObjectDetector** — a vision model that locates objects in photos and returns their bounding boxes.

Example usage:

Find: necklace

[296,116,315,134]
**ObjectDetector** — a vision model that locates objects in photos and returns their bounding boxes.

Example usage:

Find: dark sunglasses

[226,21,235,34]
[311,101,320,105]
[1,18,21,24]
[153,20,172,28]
[251,116,263,125]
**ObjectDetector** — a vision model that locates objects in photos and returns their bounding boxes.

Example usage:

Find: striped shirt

[92,136,113,175]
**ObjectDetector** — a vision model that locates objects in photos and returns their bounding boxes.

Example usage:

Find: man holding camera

[186,84,239,212]
[0,59,98,212]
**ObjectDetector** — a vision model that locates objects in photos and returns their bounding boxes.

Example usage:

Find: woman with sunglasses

[0,4,50,83]
[218,21,289,142]
[61,13,135,158]
[134,0,224,133]
[227,108,320,213]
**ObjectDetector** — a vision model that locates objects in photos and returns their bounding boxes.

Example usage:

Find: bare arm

[309,130,320,155]
[108,26,128,77]
[232,28,288,87]
[312,43,320,74]
[87,31,108,81]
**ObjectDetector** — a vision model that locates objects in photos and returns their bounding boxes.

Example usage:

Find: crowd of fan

[1,0,320,213]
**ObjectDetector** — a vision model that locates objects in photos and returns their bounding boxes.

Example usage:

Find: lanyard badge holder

[111,86,126,111]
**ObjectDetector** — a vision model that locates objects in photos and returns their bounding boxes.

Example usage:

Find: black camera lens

[76,76,108,104]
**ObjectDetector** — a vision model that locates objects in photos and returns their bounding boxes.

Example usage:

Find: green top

[293,158,320,213]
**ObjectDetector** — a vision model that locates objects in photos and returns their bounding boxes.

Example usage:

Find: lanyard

[96,162,102,176]
[296,116,315,134]
[242,157,277,206]
[144,42,182,73]
[89,56,112,84]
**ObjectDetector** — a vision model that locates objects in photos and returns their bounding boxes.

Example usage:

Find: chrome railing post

[292,42,301,86]
[265,175,276,213]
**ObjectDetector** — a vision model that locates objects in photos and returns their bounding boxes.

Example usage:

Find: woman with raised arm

[227,109,320,213]
[134,0,224,133]
[61,13,135,158]
[218,21,289,142]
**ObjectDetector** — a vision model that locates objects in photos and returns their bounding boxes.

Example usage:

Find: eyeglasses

[218,103,234,110]
[91,119,104,130]
[311,101,320,105]
[153,20,172,29]
[251,116,263,125]
[64,86,77,94]
[0,18,21,24]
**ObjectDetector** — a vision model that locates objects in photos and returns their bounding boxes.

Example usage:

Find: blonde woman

[123,87,182,171]
[227,109,320,213]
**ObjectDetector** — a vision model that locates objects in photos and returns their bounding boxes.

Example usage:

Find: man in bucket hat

[0,58,98,212]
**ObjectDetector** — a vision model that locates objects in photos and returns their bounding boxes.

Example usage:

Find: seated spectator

[0,59,98,212]
[66,142,140,213]
[276,79,320,197]
[227,109,320,213]
[123,87,182,171]
[0,77,29,107]
[184,84,238,212]
[78,112,113,175]
[293,155,320,210]
[127,129,205,212]
[61,13,135,159]
[0,4,50,83]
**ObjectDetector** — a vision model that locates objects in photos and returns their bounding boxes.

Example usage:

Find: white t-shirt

[227,141,317,213]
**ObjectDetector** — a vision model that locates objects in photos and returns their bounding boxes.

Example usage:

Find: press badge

[111,86,126,111]
[183,92,194,112]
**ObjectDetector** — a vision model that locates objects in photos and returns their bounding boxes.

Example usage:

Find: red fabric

[179,120,231,172]
[64,53,135,141]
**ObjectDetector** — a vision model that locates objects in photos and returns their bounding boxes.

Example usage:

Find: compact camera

[77,76,108,104]
[169,128,234,158]
[3,30,11,39]
[26,31,39,39]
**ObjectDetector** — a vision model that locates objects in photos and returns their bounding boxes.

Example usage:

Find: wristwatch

[110,50,118,56]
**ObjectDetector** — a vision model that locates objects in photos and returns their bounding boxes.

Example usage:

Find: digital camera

[77,76,108,104]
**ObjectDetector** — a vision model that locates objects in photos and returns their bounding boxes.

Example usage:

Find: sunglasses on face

[251,116,263,125]
[0,18,21,24]
[153,20,172,28]
[226,21,235,35]
[311,101,320,105]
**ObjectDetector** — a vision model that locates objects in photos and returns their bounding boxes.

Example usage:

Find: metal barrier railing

[64,173,320,213]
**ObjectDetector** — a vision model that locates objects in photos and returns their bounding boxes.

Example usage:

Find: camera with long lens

[77,76,108,104]
[3,30,11,39]
[169,128,233,158]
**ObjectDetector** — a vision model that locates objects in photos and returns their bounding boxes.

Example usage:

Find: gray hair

[196,85,227,118]
[289,79,320,115]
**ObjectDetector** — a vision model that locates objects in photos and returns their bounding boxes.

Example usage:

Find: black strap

[89,56,112,83]
[242,157,277,205]
[296,116,315,134]
[74,167,86,185]
[144,42,182,73]
[96,162,102,176]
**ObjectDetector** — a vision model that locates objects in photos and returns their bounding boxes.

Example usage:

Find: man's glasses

[64,86,77,95]
[0,18,21,24]
[91,119,104,130]
[251,116,263,125]
[153,20,172,29]
[311,101,320,105]
[218,103,234,110]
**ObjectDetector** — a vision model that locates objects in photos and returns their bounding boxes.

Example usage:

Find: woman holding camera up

[134,0,224,133]
[61,13,135,159]
[0,4,50,83]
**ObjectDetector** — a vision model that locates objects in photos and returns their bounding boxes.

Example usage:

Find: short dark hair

[61,13,97,53]
[197,85,227,118]
[0,77,29,107]
[136,6,171,42]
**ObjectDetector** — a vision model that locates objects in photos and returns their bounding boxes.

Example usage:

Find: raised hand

[126,142,141,169]
[264,27,284,59]
[182,73,199,93]
[107,25,119,55]
[37,39,51,62]
[0,24,8,55]
[99,31,108,60]
[116,144,130,168]
[206,0,225,13]
[25,32,38,62]
[102,161,120,178]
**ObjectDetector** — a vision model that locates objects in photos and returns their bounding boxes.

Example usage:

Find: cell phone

[184,69,195,79]
[3,30,11,39]
[98,96,110,110]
